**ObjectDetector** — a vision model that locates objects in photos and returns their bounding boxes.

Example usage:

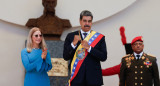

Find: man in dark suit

[63,10,107,86]
[120,36,159,86]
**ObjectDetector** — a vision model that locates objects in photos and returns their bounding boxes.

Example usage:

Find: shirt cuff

[71,42,77,49]
[87,46,91,53]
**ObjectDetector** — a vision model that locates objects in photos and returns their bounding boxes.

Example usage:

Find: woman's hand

[41,47,47,60]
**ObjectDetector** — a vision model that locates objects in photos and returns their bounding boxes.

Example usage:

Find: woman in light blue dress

[21,27,52,86]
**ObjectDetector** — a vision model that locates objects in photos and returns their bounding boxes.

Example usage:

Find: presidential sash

[68,31,104,86]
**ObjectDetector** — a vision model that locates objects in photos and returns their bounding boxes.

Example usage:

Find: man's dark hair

[80,10,93,20]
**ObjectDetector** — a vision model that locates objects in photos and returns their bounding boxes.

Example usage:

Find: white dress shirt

[134,52,143,60]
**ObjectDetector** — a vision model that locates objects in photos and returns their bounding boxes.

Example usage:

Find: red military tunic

[102,63,121,77]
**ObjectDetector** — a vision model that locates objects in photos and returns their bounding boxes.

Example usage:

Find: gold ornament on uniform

[125,58,128,61]
[135,71,137,74]
[135,77,137,79]
[135,66,137,68]
[148,54,155,57]
[135,83,137,85]
[125,57,132,68]
[141,56,145,60]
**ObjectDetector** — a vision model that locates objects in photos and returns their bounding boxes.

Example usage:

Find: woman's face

[32,30,42,45]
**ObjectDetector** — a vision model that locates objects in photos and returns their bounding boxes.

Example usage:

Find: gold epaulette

[122,54,130,58]
[147,54,156,57]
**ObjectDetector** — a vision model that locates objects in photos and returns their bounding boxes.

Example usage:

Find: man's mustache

[84,25,90,27]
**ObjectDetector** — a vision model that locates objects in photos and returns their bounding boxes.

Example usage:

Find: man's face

[131,41,144,54]
[80,16,92,32]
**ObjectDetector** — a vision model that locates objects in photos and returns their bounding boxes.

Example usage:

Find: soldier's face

[132,41,144,54]
[80,16,92,32]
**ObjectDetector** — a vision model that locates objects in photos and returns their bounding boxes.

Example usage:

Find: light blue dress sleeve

[21,49,43,72]
[37,50,52,72]
[44,51,52,71]
[38,60,46,72]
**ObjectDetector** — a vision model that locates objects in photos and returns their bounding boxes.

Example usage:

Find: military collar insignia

[141,53,146,60]
[143,53,147,56]
[131,54,134,57]
[141,56,145,60]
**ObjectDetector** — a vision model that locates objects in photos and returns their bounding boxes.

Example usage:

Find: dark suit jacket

[120,53,159,86]
[63,30,107,85]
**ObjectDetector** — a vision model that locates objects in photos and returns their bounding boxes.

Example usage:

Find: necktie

[83,33,87,39]
[136,55,140,60]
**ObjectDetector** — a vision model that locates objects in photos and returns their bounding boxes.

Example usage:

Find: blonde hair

[26,27,47,53]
